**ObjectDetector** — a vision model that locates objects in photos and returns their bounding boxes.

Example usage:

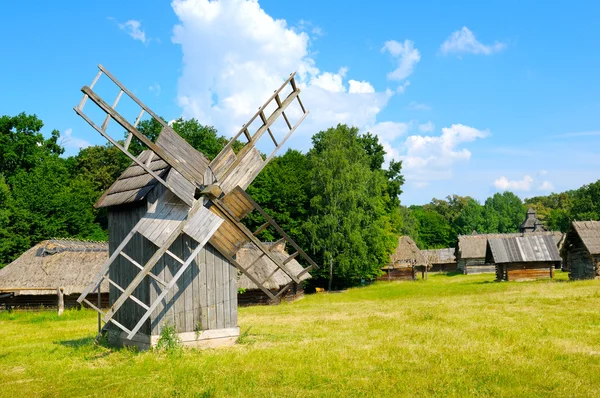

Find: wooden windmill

[75,65,318,348]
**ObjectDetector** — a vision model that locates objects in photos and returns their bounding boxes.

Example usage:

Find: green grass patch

[1,272,600,396]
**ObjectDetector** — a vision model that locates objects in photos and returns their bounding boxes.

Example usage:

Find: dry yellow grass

[1,272,600,397]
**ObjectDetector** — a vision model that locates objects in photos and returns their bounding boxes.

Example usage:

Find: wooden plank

[126,212,223,339]
[102,198,207,325]
[215,246,224,329]
[210,147,237,182]
[207,245,216,330]
[183,236,194,332]
[229,260,237,327]
[199,244,208,331]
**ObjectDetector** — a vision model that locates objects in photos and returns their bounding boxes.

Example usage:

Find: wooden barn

[236,242,311,306]
[96,154,240,348]
[561,221,600,280]
[456,231,562,274]
[421,248,457,273]
[0,239,109,309]
[378,236,426,281]
[486,235,561,281]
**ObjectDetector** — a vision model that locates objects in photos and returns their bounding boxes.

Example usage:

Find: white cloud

[401,124,490,182]
[61,128,91,151]
[382,39,421,81]
[494,175,534,191]
[149,82,161,95]
[348,80,375,94]
[369,121,412,143]
[407,101,431,111]
[539,181,554,191]
[440,26,505,56]
[171,0,392,145]
[396,80,410,94]
[418,121,434,132]
[118,20,148,44]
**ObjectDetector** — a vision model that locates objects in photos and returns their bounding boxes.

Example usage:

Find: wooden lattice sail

[75,65,318,341]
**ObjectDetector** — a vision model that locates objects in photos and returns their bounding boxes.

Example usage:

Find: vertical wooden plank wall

[109,185,238,338]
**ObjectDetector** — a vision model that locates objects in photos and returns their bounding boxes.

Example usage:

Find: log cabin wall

[107,185,238,337]
[566,238,598,280]
[496,262,554,281]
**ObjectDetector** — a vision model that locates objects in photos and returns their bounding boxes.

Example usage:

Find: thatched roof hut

[378,236,425,281]
[0,239,109,308]
[561,221,600,280]
[236,242,311,306]
[421,248,457,272]
[486,235,561,281]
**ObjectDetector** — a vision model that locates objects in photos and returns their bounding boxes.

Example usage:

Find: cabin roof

[486,235,561,264]
[421,248,456,264]
[95,150,171,208]
[389,236,426,266]
[457,231,563,259]
[0,239,109,295]
[236,242,311,290]
[570,221,600,255]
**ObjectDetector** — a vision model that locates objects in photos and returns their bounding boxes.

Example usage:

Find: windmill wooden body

[75,65,318,348]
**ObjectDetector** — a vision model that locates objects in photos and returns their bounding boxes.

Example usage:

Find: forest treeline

[2,112,600,287]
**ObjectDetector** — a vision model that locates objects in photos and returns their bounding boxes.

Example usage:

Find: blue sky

[1,0,599,205]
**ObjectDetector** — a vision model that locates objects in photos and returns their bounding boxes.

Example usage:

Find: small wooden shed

[0,239,109,309]
[378,236,426,281]
[236,242,311,306]
[561,221,600,280]
[486,235,561,281]
[456,231,562,274]
[421,248,457,273]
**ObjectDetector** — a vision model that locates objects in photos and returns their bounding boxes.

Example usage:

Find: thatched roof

[568,221,600,255]
[421,248,456,265]
[486,235,561,264]
[0,239,109,296]
[388,236,426,267]
[236,242,311,290]
[457,231,563,259]
[96,150,170,208]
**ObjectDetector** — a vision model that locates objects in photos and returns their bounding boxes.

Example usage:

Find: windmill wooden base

[108,327,240,351]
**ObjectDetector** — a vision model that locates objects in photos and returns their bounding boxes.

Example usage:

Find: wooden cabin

[0,239,109,309]
[236,242,311,306]
[378,236,426,281]
[561,221,600,280]
[421,248,457,273]
[486,235,561,281]
[97,151,239,349]
[457,231,562,274]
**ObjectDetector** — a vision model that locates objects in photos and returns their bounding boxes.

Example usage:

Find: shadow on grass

[444,271,464,277]
[56,336,96,350]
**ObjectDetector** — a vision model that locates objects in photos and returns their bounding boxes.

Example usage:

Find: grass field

[2,272,600,397]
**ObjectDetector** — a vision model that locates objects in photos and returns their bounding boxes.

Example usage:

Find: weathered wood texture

[107,187,237,336]
[238,284,304,307]
[377,266,415,281]
[429,263,457,273]
[496,262,554,281]
[0,293,109,310]
[458,258,495,274]
[561,222,600,280]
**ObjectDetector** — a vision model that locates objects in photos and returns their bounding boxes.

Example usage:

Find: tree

[411,207,453,248]
[304,124,398,289]
[0,113,63,179]
[483,191,525,233]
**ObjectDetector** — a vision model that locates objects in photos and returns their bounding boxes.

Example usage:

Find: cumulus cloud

[396,80,410,94]
[440,26,505,56]
[60,128,91,152]
[494,175,534,191]
[401,124,490,182]
[418,121,434,132]
[382,39,420,91]
[118,20,148,44]
[539,181,554,191]
[171,0,392,145]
